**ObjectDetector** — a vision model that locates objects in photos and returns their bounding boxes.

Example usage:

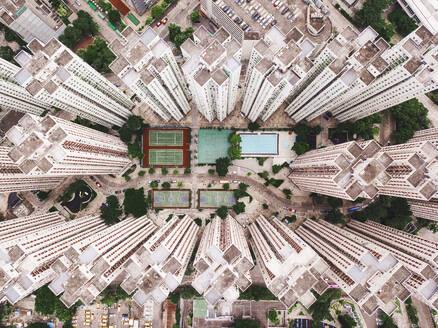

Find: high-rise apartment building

[345,220,438,311]
[120,215,199,306]
[109,27,191,122]
[321,26,438,122]
[0,58,52,116]
[0,113,131,193]
[10,38,133,127]
[249,215,329,308]
[284,26,388,122]
[241,27,306,122]
[289,128,438,201]
[181,26,241,122]
[0,214,106,304]
[297,219,415,315]
[50,216,156,307]
[191,216,253,305]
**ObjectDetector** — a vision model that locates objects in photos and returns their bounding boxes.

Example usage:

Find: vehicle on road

[347,206,361,213]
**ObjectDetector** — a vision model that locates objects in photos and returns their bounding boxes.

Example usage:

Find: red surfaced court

[108,0,130,15]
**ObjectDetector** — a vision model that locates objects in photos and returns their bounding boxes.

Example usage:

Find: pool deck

[237,131,297,164]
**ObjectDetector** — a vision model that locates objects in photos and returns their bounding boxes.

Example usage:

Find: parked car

[96,181,102,188]
[89,176,96,181]
[271,19,277,26]
[115,190,121,194]
[281,7,289,14]
[161,17,168,24]
[156,21,161,27]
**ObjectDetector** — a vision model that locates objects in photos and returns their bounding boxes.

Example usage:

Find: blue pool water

[240,133,278,155]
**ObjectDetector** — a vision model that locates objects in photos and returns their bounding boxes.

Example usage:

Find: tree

[27,323,49,328]
[216,205,228,219]
[177,181,183,188]
[108,9,122,27]
[194,218,202,226]
[77,37,115,73]
[168,23,182,43]
[354,0,394,41]
[282,189,292,199]
[258,170,269,180]
[327,196,343,208]
[150,181,158,188]
[338,314,356,328]
[123,188,148,217]
[324,209,345,224]
[151,5,165,19]
[292,141,310,155]
[238,183,248,191]
[128,139,144,160]
[0,46,15,63]
[272,164,283,174]
[190,11,200,23]
[380,313,397,328]
[59,26,82,48]
[74,10,99,35]
[223,183,230,190]
[238,285,277,301]
[126,115,143,132]
[173,27,194,48]
[100,195,122,225]
[390,99,430,144]
[248,121,260,131]
[388,5,417,36]
[232,202,246,214]
[267,310,278,324]
[228,133,241,145]
[37,190,51,201]
[162,182,171,189]
[119,125,133,142]
[208,169,215,175]
[334,114,381,141]
[310,192,325,205]
[309,289,341,324]
[232,319,260,328]
[49,0,61,9]
[138,170,146,176]
[100,285,130,306]
[215,157,231,177]
[228,145,242,159]
[351,196,412,230]
[149,168,156,174]
[162,168,168,175]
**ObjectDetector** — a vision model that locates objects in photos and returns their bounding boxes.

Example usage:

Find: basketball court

[152,190,191,208]
[198,190,236,208]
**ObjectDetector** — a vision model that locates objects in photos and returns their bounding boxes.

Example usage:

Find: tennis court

[149,129,183,146]
[198,190,236,208]
[152,190,191,208]
[149,149,183,166]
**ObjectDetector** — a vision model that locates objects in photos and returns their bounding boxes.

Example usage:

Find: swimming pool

[240,133,279,156]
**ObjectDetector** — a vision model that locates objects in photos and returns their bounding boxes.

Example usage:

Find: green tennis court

[198,190,236,208]
[153,190,191,208]
[149,130,183,146]
[149,149,183,166]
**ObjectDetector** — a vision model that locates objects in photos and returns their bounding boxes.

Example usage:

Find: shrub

[138,170,146,176]
[162,182,171,189]
[162,168,168,175]
[149,168,156,174]
[150,181,158,188]
[189,11,200,23]
[123,188,149,217]
[208,169,215,175]
[151,5,165,19]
